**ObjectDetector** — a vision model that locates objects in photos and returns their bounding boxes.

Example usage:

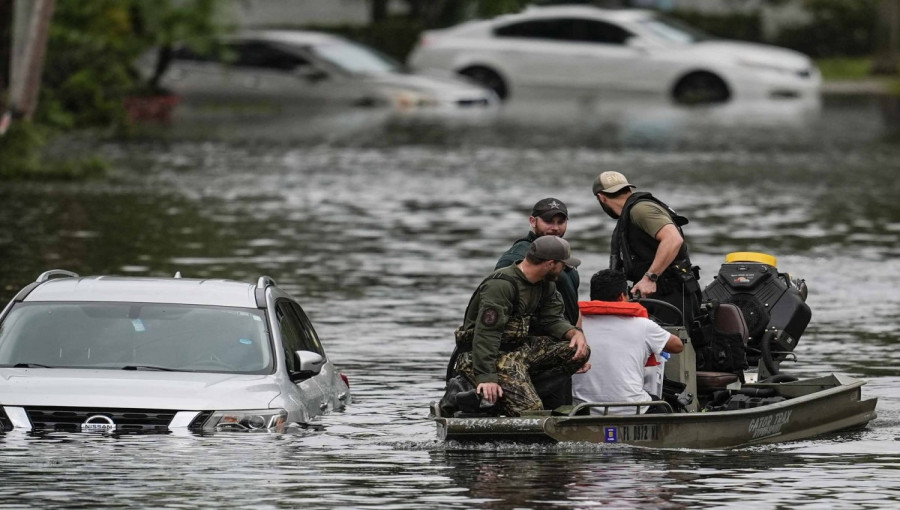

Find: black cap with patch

[531,198,568,221]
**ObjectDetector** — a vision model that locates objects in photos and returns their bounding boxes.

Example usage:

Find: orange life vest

[578,300,648,318]
[577,301,661,367]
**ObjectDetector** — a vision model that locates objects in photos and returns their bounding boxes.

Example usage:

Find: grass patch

[890,81,900,96]
[816,57,875,80]
[0,123,108,180]
[816,56,900,95]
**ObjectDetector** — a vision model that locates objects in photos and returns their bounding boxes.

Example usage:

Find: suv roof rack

[255,276,277,308]
[36,269,79,283]
[9,270,80,304]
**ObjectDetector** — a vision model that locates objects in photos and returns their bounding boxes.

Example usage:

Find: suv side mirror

[290,350,325,381]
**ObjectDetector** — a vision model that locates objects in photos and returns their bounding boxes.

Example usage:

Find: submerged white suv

[0,270,350,434]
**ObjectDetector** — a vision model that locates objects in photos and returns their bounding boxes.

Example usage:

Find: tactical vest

[454,272,551,353]
[610,192,693,290]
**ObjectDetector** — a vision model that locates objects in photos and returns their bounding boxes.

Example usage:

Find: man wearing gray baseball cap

[442,235,590,417]
[592,171,702,327]
[526,235,582,269]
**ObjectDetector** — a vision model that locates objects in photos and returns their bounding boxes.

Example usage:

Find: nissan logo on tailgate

[81,415,116,433]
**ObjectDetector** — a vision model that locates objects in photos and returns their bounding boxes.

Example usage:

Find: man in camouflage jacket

[454,236,590,416]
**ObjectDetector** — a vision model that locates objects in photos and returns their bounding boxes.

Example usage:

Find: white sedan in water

[408,5,820,104]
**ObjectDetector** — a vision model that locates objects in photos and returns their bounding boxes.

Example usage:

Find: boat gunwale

[435,374,868,425]
[553,374,870,425]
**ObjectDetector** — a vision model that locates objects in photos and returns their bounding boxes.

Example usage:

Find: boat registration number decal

[606,424,659,443]
[748,410,793,439]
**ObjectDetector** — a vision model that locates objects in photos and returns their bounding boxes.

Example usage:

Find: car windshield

[311,40,402,74]
[0,302,273,374]
[637,15,712,44]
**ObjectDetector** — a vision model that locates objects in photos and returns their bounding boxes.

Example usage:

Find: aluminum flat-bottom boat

[430,373,876,448]
[432,252,877,449]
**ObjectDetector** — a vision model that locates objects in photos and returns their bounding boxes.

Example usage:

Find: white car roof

[24,277,260,308]
[519,5,655,23]
[435,6,655,37]
[236,29,347,47]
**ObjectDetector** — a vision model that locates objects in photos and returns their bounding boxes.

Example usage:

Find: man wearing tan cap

[592,171,702,327]
[444,236,590,417]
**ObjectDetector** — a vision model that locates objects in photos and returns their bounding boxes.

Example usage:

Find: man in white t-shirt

[572,269,683,415]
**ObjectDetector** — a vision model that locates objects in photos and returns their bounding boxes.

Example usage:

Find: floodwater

[1,93,900,508]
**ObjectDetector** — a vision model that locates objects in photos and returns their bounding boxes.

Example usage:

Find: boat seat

[696,371,740,393]
[693,303,749,394]
[714,303,750,345]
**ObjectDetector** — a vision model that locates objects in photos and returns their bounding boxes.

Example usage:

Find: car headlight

[737,58,797,75]
[388,89,440,109]
[203,409,288,432]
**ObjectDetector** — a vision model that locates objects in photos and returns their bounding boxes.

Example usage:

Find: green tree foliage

[38,1,142,128]
[1,0,224,179]
[358,0,531,60]
[36,0,225,129]
[130,0,226,91]
[0,122,107,179]
[775,0,879,58]
[392,0,531,29]
[472,0,532,18]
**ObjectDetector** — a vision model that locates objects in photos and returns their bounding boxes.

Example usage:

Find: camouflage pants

[455,336,588,417]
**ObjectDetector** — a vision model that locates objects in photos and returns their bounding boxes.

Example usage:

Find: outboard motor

[703,252,810,376]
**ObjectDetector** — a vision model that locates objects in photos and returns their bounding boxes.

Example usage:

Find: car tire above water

[672,71,730,105]
[458,66,508,101]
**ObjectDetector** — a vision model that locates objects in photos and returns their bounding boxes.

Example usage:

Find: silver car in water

[155,29,498,113]
[0,270,350,434]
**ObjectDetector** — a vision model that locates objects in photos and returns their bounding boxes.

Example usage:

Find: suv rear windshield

[0,302,273,374]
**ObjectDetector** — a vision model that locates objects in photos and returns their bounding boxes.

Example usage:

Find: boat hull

[434,374,877,449]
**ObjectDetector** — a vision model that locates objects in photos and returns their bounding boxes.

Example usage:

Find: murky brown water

[1,94,899,508]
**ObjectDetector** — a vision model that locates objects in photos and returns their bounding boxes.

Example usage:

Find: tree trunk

[0,0,12,109]
[371,0,389,23]
[873,0,899,75]
[403,0,422,19]
[8,0,55,120]
[149,45,173,92]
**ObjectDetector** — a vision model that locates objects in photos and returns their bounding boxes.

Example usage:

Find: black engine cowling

[702,252,810,365]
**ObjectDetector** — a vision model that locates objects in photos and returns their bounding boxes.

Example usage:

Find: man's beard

[544,271,561,282]
[600,201,619,219]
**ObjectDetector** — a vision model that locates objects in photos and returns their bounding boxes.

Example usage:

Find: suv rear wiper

[121,365,179,372]
[13,363,53,368]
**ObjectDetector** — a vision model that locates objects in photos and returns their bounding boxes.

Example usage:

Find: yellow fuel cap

[725,252,777,267]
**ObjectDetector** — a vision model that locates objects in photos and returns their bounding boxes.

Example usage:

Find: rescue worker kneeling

[445,236,590,417]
